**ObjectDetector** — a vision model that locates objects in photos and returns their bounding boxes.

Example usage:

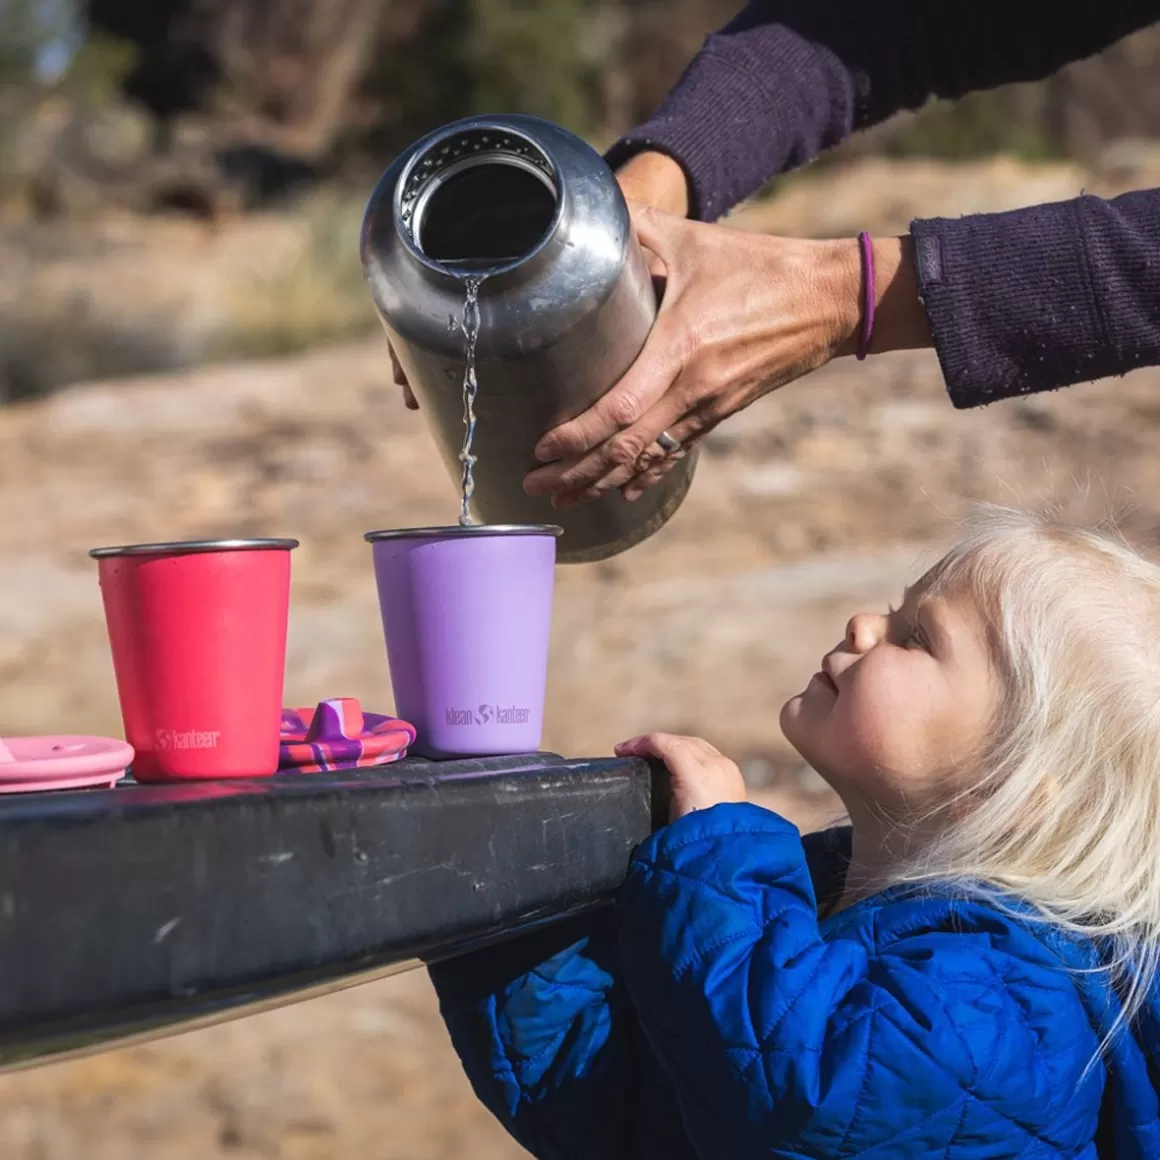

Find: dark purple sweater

[606,2,1160,407]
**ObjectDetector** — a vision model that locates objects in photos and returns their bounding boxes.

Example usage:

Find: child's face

[780,577,1000,818]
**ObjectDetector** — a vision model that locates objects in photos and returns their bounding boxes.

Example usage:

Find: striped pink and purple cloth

[279,698,416,773]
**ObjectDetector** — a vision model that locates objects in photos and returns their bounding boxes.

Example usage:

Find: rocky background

[3,4,1160,1158]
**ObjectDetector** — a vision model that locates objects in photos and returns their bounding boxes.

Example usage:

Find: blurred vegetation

[0,294,186,404]
[466,0,615,136]
[884,89,1061,163]
[0,0,74,83]
[3,0,1153,187]
[344,0,626,168]
[55,31,136,107]
[213,193,374,360]
[0,0,1158,401]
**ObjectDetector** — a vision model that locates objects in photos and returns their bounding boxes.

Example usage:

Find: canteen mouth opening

[401,127,560,273]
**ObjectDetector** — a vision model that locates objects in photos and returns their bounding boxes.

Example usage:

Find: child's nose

[845,613,886,653]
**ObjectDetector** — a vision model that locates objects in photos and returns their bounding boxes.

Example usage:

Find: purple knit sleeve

[606,2,1160,404]
[912,190,1160,408]
[604,24,859,223]
[605,1,1160,222]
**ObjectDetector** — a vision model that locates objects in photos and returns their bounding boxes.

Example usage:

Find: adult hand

[385,150,689,410]
[615,732,746,822]
[524,224,931,508]
[390,344,419,410]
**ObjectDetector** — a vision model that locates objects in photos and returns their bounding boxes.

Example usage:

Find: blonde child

[429,507,1160,1157]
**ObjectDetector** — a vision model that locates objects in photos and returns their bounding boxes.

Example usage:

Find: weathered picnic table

[0,753,664,1071]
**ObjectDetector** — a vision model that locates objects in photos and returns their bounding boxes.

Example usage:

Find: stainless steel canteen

[359,113,697,564]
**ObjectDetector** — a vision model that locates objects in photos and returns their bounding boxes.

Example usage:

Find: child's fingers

[616,732,716,766]
[615,733,677,760]
[614,736,647,756]
[615,733,680,759]
[617,734,744,822]
[647,733,721,764]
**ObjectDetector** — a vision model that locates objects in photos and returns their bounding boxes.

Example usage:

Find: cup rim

[364,524,563,543]
[89,538,300,559]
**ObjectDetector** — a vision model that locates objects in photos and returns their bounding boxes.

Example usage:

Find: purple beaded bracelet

[856,230,876,361]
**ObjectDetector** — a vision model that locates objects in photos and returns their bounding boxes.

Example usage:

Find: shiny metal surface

[364,524,563,543]
[89,538,300,558]
[360,113,698,564]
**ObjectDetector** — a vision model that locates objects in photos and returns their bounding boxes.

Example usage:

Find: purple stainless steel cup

[364,524,562,758]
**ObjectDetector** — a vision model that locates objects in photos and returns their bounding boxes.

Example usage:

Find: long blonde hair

[886,504,1160,1029]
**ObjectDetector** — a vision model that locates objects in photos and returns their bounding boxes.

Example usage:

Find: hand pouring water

[361,114,698,563]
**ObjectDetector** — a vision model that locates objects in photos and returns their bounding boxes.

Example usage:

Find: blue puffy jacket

[429,803,1160,1158]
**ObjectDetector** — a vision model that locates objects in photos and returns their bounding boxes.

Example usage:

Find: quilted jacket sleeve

[427,908,698,1160]
[619,803,1107,1159]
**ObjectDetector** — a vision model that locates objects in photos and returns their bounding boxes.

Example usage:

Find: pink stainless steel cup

[90,538,298,782]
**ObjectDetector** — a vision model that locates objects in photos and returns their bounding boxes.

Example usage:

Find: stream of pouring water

[458,275,483,526]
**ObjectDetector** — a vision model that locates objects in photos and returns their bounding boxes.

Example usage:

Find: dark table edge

[0,752,669,1072]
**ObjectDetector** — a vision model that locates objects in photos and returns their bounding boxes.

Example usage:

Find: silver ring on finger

[656,430,681,455]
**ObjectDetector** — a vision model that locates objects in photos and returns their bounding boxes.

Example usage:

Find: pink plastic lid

[0,735,134,783]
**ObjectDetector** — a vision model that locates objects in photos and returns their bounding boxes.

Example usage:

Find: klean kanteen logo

[445,704,531,727]
[156,728,222,751]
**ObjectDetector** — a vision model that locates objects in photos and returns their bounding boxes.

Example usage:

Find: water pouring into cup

[360,114,698,563]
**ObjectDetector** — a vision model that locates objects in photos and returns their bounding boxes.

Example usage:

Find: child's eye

[904,624,929,650]
[888,601,930,651]
[887,604,925,648]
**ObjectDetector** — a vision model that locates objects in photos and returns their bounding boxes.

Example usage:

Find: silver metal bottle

[360,113,697,564]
